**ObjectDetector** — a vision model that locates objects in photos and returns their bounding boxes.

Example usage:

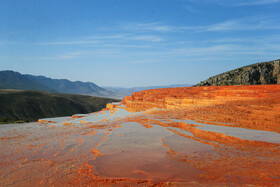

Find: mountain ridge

[196,59,280,86]
[0,70,114,97]
[0,70,192,98]
[25,73,112,97]
[0,70,57,93]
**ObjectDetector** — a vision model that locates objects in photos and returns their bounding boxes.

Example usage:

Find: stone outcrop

[196,59,280,86]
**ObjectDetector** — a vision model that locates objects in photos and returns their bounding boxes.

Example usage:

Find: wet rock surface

[0,85,280,186]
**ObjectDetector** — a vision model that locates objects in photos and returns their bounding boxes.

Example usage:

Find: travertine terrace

[1,85,280,186]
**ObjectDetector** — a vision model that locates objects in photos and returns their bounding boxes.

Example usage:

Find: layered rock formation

[123,85,280,133]
[123,85,280,111]
[196,59,280,86]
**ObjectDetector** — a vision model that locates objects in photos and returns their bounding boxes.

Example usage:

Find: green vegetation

[0,89,120,123]
[0,117,29,125]
[196,59,280,86]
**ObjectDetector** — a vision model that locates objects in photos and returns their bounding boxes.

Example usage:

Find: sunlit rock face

[1,85,280,186]
[124,85,280,111]
[196,59,280,86]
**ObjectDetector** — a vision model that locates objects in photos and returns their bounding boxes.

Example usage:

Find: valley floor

[0,85,280,186]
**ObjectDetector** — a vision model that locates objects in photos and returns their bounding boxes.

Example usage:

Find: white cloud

[87,34,126,40]
[37,33,162,47]
[21,49,122,61]
[184,0,280,6]
[120,16,280,35]
[122,22,176,32]
[127,35,163,42]
[169,44,239,57]
[202,34,280,44]
[184,5,199,13]
[92,43,151,48]
[203,16,280,31]
[39,40,101,45]
[128,59,161,65]
[235,0,280,6]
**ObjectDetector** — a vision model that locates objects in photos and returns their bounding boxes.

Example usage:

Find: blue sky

[0,0,279,87]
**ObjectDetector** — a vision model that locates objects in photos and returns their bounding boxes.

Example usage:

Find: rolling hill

[0,89,119,123]
[196,59,280,86]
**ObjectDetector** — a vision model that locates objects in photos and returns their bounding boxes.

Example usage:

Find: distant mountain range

[2,58,279,100]
[0,70,191,98]
[0,70,114,97]
[196,59,280,86]
[0,71,56,93]
[104,84,192,98]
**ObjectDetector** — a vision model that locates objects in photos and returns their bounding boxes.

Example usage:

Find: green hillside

[0,89,119,123]
[196,59,280,86]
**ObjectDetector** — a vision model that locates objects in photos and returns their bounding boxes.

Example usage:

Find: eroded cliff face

[123,85,280,133]
[123,85,280,111]
[196,59,280,86]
